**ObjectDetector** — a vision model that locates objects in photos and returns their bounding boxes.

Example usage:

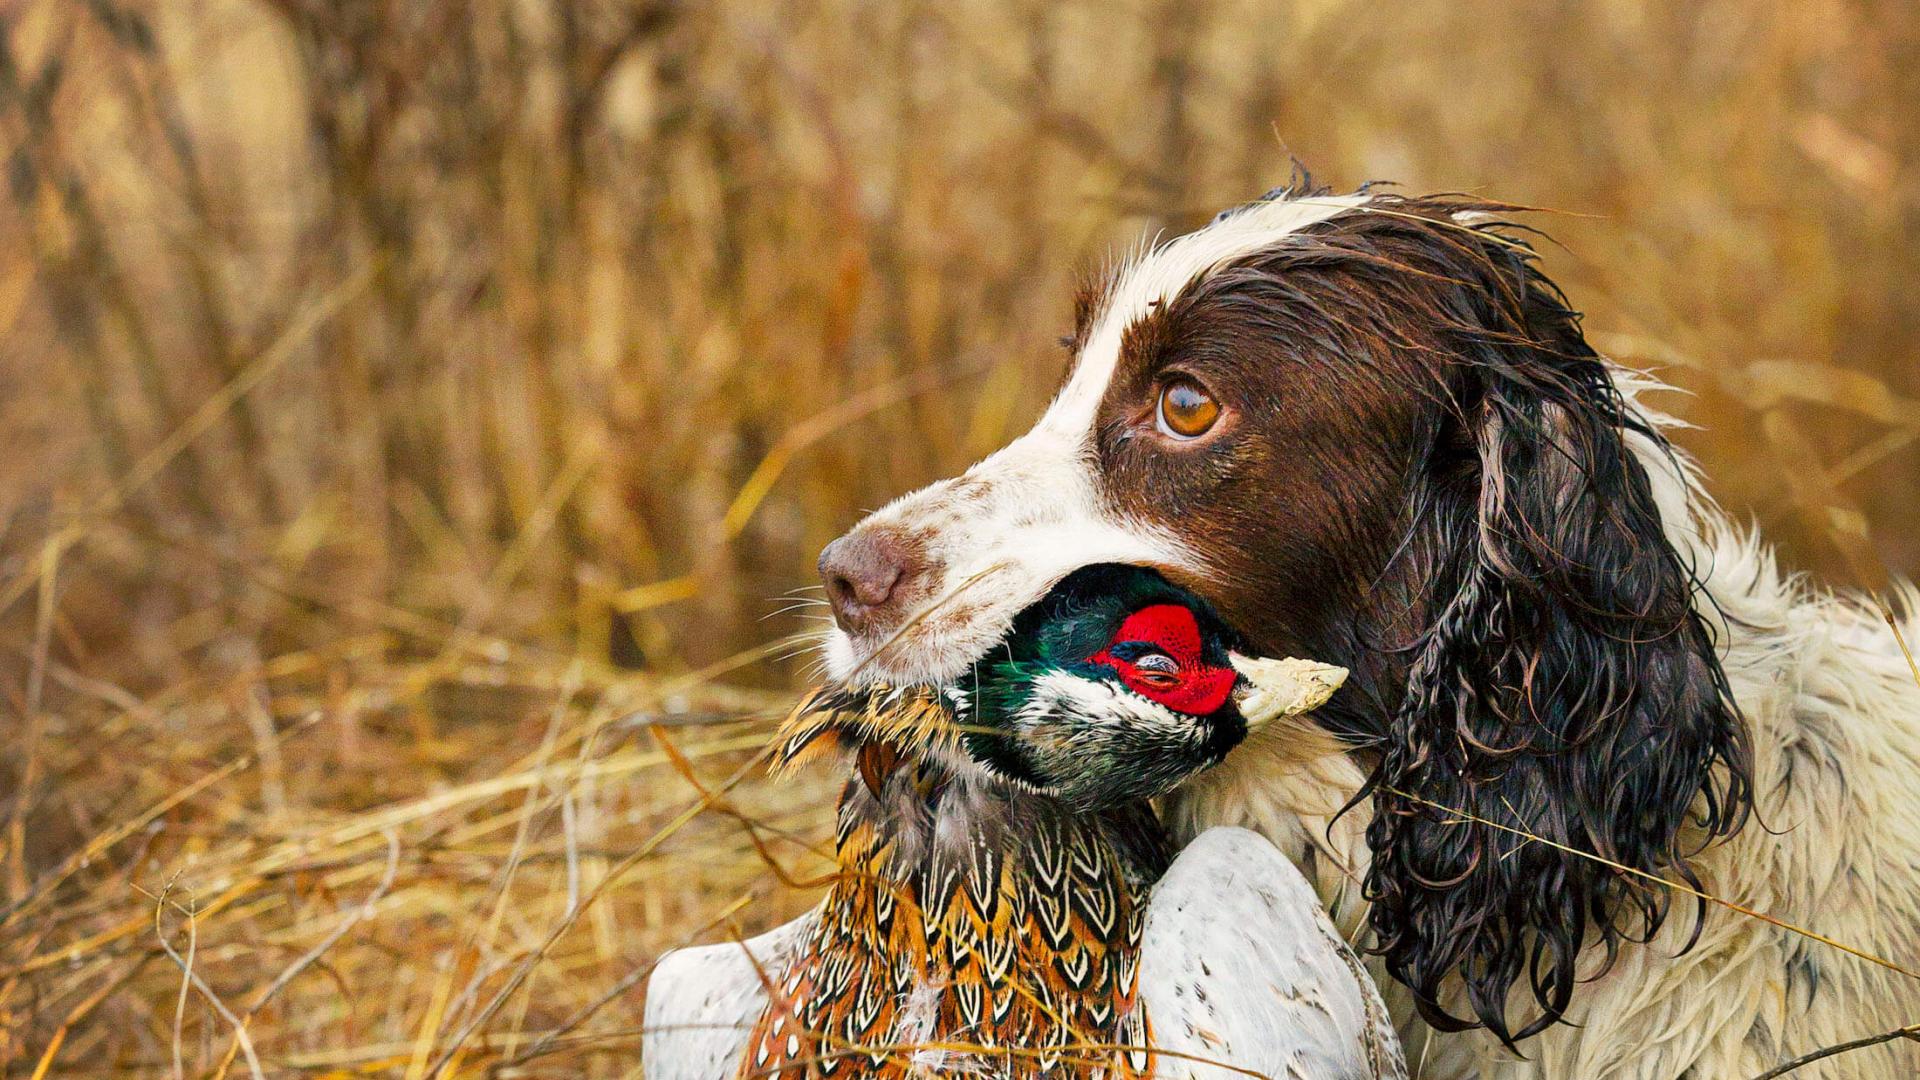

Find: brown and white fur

[812,183,1920,1078]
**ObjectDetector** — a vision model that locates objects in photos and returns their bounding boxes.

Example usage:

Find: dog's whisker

[839,561,1014,687]
[762,603,831,622]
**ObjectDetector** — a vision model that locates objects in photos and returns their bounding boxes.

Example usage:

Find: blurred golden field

[0,0,1915,1075]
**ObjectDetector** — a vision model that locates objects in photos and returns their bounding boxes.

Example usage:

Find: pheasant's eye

[1156,378,1220,439]
[1132,651,1180,687]
[1134,652,1178,675]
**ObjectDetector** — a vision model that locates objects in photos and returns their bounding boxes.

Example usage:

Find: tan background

[1,1,1914,1075]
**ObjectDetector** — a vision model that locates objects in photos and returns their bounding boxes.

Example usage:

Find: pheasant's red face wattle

[1090,603,1237,716]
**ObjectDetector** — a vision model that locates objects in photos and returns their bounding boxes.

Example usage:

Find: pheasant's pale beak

[1229,654,1348,732]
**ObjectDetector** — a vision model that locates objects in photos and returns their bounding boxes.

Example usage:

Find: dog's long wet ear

[1363,221,1753,1046]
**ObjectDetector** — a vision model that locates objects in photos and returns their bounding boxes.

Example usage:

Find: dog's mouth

[827,555,1230,679]
[992,563,1246,663]
[785,564,1248,766]
[782,563,1347,801]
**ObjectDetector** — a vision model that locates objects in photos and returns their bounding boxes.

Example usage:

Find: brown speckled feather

[737,690,1163,1078]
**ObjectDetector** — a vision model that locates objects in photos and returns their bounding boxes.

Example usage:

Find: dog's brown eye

[1157,378,1220,439]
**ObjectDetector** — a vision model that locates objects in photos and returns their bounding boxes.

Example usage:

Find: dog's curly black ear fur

[1361,209,1754,1045]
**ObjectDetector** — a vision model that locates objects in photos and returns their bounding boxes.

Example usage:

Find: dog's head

[814,183,1752,1044]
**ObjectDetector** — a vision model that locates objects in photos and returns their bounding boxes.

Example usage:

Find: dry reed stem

[1381,786,1920,983]
[1752,1024,1920,1080]
[2,2,1915,1075]
[1380,785,1920,1078]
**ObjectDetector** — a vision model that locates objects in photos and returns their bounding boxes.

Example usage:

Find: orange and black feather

[737,690,1163,1079]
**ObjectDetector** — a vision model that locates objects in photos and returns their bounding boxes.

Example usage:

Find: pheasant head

[778,564,1345,810]
[741,565,1352,1079]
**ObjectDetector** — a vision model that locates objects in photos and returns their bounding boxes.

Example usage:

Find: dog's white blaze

[825,193,1374,687]
[1043,193,1374,436]
[822,425,1191,685]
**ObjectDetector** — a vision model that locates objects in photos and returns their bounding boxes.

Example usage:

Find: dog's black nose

[819,530,912,633]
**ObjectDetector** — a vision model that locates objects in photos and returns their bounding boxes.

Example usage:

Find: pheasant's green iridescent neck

[780,565,1257,812]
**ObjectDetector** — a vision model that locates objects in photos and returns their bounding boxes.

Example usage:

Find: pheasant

[646,566,1404,1079]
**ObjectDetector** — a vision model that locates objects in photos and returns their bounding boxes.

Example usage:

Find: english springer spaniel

[813,183,1920,1078]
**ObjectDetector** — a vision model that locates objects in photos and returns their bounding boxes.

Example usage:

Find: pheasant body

[655,566,1402,1078]
[741,693,1167,1078]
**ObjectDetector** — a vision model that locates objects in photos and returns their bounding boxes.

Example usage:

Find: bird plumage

[644,567,1404,1078]
[735,756,1165,1077]
[646,826,1405,1079]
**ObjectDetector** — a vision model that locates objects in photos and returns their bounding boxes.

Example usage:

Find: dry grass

[0,0,1915,1075]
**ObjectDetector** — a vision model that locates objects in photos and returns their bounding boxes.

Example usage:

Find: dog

[812,183,1920,1078]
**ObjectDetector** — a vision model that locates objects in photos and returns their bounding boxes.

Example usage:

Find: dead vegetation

[0,0,1915,1076]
